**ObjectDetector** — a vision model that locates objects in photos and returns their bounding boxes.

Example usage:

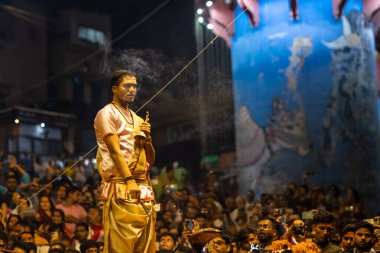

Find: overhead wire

[0,3,56,23]
[3,9,47,29]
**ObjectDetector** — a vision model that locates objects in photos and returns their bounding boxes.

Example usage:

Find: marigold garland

[271,240,292,251]
[291,241,321,253]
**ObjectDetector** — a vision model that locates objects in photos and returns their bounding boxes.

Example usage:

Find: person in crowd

[20,178,41,209]
[32,155,45,179]
[257,216,280,250]
[291,184,312,212]
[11,240,36,253]
[51,209,74,238]
[35,195,54,224]
[61,237,74,252]
[10,191,22,211]
[0,230,8,249]
[282,219,306,245]
[20,231,34,243]
[8,156,31,187]
[326,185,344,212]
[339,223,355,252]
[0,175,20,207]
[11,196,32,221]
[87,207,103,242]
[41,183,54,197]
[56,186,87,233]
[79,240,98,253]
[374,225,380,252]
[40,161,59,186]
[223,197,238,234]
[48,248,65,253]
[342,188,363,216]
[184,205,199,221]
[49,242,65,252]
[353,221,375,253]
[54,185,68,206]
[97,241,104,253]
[156,164,179,200]
[158,232,178,252]
[310,209,342,253]
[9,221,30,247]
[47,224,65,244]
[246,190,255,206]
[189,228,232,253]
[33,223,49,247]
[234,228,256,252]
[173,167,191,193]
[230,196,247,230]
[74,223,89,252]
[80,191,96,211]
[21,231,49,253]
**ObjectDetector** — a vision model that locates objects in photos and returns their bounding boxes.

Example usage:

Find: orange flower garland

[291,241,321,253]
[271,240,292,251]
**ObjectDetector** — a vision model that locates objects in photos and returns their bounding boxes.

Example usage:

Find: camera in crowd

[184,219,195,231]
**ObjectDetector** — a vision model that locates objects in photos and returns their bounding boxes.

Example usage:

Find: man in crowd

[80,240,98,253]
[158,233,177,252]
[189,228,231,253]
[74,223,90,252]
[282,219,306,245]
[340,223,355,252]
[257,216,280,249]
[20,232,34,244]
[353,221,374,253]
[11,240,36,253]
[94,69,156,252]
[234,228,257,252]
[87,207,103,242]
[311,210,342,253]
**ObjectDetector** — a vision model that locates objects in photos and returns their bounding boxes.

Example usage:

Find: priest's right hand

[127,179,141,203]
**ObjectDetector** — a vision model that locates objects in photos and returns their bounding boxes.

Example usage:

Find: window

[77,25,105,45]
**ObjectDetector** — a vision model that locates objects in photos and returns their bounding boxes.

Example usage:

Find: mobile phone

[302,211,313,220]
[281,215,287,225]
[185,219,194,231]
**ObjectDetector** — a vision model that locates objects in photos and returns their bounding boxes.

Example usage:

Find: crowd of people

[0,154,379,253]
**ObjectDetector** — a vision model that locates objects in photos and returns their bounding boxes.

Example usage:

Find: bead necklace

[111,102,134,126]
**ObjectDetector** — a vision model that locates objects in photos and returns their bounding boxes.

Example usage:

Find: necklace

[111,102,134,126]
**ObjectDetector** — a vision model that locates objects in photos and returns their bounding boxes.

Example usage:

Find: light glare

[198,17,204,23]
[207,23,214,29]
[206,1,213,7]
[14,119,20,124]
[197,8,203,15]
[40,123,45,128]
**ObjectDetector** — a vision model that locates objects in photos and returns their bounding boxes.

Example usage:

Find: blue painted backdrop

[232,0,380,214]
